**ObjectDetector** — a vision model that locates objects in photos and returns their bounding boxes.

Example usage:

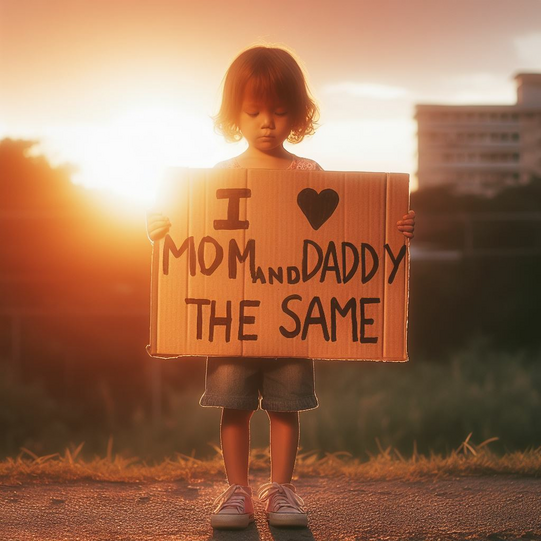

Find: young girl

[147,45,416,531]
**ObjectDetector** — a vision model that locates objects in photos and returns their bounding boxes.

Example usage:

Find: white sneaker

[210,484,255,529]
[257,482,308,527]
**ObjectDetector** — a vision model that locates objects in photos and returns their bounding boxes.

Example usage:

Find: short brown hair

[213,46,319,144]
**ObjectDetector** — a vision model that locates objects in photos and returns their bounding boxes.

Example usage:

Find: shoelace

[212,484,251,514]
[257,482,306,513]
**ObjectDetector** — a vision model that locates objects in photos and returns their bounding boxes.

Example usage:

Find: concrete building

[415,73,541,196]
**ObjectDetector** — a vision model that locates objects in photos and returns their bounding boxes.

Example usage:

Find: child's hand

[396,210,416,239]
[146,211,171,243]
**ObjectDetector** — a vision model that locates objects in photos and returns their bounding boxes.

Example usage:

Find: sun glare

[37,104,221,208]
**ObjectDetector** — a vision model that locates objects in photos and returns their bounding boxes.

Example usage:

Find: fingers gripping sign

[146,211,172,243]
[396,209,416,239]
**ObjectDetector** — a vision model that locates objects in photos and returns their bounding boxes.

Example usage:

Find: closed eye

[246,112,258,117]
[275,111,288,116]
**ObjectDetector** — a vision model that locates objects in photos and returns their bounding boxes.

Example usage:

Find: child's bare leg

[220,407,254,486]
[267,411,300,484]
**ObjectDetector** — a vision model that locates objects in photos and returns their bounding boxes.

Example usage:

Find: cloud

[514,32,541,69]
[323,82,409,100]
[425,72,516,105]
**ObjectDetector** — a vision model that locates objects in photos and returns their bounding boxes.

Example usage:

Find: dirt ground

[1,472,540,541]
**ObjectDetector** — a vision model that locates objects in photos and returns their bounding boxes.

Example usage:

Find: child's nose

[260,113,275,129]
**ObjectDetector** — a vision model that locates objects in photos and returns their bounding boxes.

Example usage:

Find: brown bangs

[213,46,319,144]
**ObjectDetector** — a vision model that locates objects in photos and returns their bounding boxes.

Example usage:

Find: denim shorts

[199,357,319,412]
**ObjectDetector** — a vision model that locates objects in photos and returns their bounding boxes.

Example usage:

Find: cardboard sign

[148,168,410,361]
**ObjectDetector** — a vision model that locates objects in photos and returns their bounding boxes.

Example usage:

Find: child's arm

[397,210,416,239]
[146,211,171,243]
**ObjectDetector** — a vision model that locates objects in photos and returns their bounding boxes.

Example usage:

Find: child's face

[238,82,293,152]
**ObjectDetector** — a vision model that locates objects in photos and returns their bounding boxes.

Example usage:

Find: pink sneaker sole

[267,511,308,528]
[211,512,255,529]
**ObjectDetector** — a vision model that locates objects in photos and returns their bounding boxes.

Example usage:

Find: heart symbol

[297,188,340,230]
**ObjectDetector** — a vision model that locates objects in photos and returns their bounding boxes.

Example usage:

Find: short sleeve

[293,158,324,171]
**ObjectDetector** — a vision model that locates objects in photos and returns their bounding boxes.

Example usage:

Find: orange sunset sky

[1,0,541,205]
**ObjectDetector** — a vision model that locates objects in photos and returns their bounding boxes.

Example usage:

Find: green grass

[1,433,539,486]
[2,339,541,463]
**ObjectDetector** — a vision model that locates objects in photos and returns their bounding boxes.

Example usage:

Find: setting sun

[34,103,222,206]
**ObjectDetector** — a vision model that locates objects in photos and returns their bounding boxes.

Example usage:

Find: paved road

[1,473,540,540]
